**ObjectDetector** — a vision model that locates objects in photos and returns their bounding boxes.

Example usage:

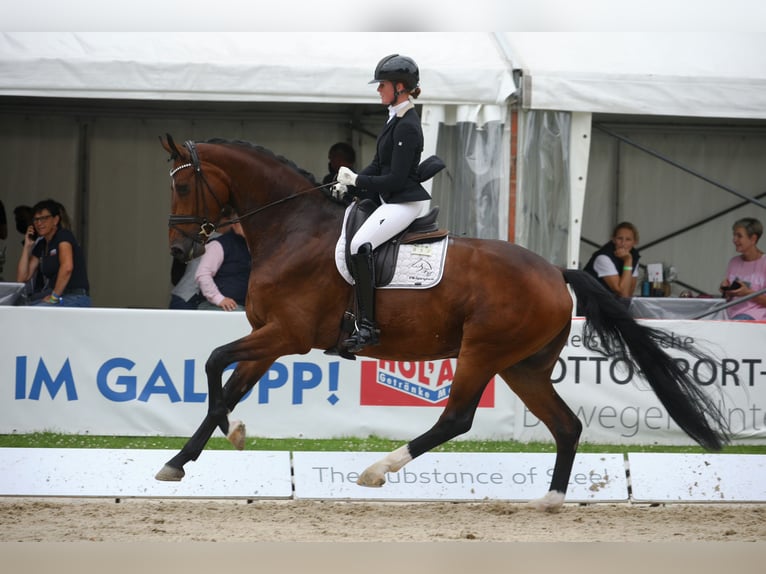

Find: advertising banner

[1,307,764,444]
[0,307,513,440]
[516,319,766,445]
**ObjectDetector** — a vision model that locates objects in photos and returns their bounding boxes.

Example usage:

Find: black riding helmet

[369,54,419,91]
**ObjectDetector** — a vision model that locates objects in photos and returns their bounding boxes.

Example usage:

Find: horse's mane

[203,138,319,186]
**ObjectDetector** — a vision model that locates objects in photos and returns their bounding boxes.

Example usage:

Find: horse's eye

[175,183,190,196]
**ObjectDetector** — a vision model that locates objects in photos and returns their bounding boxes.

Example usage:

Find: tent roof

[0,32,514,105]
[2,32,766,119]
[504,33,766,119]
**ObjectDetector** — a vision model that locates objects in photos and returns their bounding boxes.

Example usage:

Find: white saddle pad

[334,229,448,290]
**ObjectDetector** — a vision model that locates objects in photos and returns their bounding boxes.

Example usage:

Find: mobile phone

[722,281,742,291]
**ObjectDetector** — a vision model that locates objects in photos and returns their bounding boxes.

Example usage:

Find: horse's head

[161,134,232,262]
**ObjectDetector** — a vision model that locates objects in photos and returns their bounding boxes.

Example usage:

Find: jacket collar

[387,99,415,122]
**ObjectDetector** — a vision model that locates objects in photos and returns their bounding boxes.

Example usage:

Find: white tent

[508,33,766,119]
[2,31,766,306]
[0,32,514,105]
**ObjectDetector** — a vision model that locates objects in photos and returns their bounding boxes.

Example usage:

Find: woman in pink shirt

[720,217,766,321]
[195,216,250,312]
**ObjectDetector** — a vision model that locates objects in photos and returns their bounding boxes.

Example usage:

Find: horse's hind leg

[357,358,493,487]
[499,362,582,512]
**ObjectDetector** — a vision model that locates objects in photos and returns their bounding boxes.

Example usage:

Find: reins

[168,139,337,243]
[220,181,336,227]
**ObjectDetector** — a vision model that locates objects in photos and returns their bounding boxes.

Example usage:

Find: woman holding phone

[16,199,91,307]
[720,217,766,320]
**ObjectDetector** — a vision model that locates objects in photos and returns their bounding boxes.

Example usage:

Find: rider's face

[377,81,395,105]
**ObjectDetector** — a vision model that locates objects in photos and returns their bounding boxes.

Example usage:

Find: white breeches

[349,199,431,253]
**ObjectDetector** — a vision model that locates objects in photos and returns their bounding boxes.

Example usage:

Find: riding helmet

[369,54,420,91]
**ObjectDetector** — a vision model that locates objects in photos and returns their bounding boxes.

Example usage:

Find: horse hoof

[227,419,246,451]
[528,491,565,512]
[155,464,185,482]
[356,466,386,488]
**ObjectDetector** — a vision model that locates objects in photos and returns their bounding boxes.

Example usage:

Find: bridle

[167,140,225,245]
[168,140,335,245]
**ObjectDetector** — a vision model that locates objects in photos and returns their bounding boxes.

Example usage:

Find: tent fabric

[0,32,515,105]
[505,33,766,119]
[3,32,766,119]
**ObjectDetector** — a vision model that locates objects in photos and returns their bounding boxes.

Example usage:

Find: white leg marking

[226,419,246,451]
[357,445,412,488]
[528,490,566,512]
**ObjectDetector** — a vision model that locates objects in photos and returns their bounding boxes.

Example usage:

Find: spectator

[322,142,356,185]
[169,216,231,310]
[195,212,250,311]
[16,199,91,306]
[720,217,766,321]
[583,222,641,299]
[169,256,207,309]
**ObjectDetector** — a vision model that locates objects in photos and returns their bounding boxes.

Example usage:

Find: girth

[344,199,449,287]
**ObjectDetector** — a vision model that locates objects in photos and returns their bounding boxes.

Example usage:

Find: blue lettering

[27,358,78,401]
[258,362,288,403]
[15,356,27,399]
[138,360,182,402]
[183,359,206,403]
[97,357,137,401]
[292,362,323,404]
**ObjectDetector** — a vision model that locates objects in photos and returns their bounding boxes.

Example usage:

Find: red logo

[360,359,495,407]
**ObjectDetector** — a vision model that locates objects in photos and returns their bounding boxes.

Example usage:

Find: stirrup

[343,321,380,353]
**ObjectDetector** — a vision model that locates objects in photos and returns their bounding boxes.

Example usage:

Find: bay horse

[157,135,729,511]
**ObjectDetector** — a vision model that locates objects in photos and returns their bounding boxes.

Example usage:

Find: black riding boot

[344,243,380,353]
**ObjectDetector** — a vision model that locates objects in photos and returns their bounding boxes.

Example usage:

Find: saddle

[344,199,448,287]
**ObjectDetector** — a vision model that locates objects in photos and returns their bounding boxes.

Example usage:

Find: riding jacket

[354,101,431,204]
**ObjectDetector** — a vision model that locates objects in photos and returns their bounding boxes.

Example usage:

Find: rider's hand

[337,166,358,186]
[330,183,347,199]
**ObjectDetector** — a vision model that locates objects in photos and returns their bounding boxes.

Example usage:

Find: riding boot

[344,243,380,353]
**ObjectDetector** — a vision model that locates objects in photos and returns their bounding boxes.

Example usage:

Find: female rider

[335,54,431,353]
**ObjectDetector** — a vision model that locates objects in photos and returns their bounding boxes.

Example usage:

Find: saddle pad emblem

[387,240,448,289]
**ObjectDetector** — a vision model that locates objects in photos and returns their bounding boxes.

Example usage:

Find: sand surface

[2,497,765,542]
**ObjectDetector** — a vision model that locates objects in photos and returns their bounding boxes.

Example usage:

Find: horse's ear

[160,133,183,159]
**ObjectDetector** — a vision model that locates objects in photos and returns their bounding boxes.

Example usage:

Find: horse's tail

[562,269,730,450]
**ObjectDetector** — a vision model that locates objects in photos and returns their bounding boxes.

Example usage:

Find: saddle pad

[334,232,449,290]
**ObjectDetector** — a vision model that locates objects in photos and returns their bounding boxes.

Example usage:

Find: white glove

[330,182,347,199]
[336,166,358,186]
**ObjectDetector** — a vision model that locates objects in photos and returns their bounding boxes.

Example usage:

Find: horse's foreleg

[155,367,256,481]
[155,341,274,481]
[204,345,234,436]
[155,414,220,481]
[220,360,269,451]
